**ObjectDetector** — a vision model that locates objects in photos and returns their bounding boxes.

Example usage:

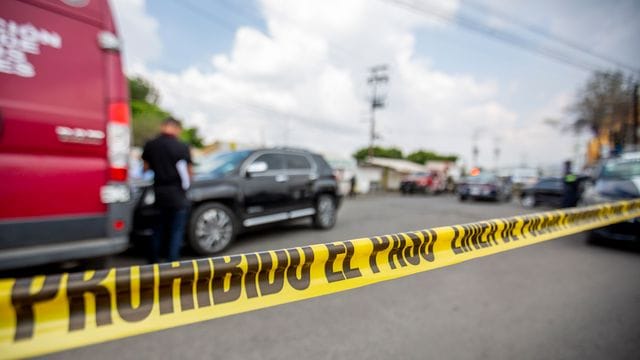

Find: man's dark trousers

[149,206,188,263]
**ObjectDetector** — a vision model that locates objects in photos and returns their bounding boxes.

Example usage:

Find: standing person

[562,160,578,208]
[349,175,357,197]
[142,117,192,263]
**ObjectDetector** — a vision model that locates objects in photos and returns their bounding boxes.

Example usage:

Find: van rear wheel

[188,202,238,255]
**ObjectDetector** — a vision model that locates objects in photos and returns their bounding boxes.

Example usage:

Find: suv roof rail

[270,146,312,153]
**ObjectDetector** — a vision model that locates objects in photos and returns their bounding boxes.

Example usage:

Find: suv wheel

[521,194,536,208]
[188,202,238,255]
[313,194,336,229]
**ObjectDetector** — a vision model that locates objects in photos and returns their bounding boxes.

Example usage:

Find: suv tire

[313,194,337,229]
[188,202,238,255]
[521,193,536,208]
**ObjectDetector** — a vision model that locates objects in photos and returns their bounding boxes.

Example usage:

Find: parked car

[400,172,429,194]
[520,177,564,208]
[400,171,444,194]
[580,152,640,242]
[0,0,132,270]
[458,173,512,202]
[132,148,342,255]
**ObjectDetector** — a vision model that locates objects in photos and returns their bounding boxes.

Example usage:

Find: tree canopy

[352,147,403,162]
[128,76,204,148]
[128,76,159,105]
[352,146,457,164]
[406,150,458,164]
[179,127,205,149]
[130,99,170,147]
[568,70,635,147]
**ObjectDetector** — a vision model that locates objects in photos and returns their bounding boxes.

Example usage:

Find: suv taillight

[107,102,130,182]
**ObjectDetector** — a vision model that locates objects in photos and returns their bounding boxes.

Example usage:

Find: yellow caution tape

[1,200,639,358]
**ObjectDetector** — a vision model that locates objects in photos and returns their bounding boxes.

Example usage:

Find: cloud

[113,0,587,168]
[470,0,640,71]
[109,0,162,70]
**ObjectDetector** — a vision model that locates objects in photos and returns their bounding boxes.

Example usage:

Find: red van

[0,0,131,270]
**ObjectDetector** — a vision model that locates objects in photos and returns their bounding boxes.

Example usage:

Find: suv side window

[311,154,334,176]
[285,154,311,171]
[537,179,563,191]
[253,153,285,172]
[551,179,564,190]
[536,180,551,189]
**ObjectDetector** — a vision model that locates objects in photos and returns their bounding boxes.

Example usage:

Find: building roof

[363,157,427,174]
[424,160,453,172]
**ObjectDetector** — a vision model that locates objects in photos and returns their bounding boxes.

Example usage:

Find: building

[359,157,429,192]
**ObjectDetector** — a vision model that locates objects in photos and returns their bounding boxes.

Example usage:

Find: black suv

[132,148,342,255]
[520,177,564,208]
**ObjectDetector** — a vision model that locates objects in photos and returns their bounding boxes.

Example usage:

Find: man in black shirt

[142,117,192,263]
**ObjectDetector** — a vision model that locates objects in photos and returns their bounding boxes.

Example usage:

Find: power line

[383,0,606,73]
[218,0,263,24]
[461,0,640,74]
[170,0,238,35]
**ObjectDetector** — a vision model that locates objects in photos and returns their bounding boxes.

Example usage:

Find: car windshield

[194,150,251,177]
[601,159,640,180]
[466,173,497,183]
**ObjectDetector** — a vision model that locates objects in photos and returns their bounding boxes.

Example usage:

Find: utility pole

[472,127,484,169]
[367,65,389,159]
[472,144,479,169]
[493,136,501,172]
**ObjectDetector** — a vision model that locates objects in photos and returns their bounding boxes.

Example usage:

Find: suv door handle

[275,174,289,183]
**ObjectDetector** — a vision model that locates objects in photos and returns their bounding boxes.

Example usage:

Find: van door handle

[275,174,289,183]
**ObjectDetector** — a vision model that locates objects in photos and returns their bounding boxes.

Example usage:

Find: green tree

[129,76,159,104]
[568,70,634,147]
[352,146,403,162]
[406,150,458,164]
[128,76,205,148]
[180,127,205,149]
[130,99,170,147]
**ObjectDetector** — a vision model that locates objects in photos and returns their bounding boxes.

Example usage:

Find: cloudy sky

[110,0,639,169]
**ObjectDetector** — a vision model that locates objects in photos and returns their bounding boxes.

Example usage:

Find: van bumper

[0,236,128,271]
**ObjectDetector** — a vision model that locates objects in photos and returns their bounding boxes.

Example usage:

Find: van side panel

[0,153,106,218]
[0,0,108,220]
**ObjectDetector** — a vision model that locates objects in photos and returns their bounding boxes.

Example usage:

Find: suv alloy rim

[522,194,535,208]
[318,196,335,227]
[195,208,233,250]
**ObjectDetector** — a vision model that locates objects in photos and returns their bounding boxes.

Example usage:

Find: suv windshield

[195,150,252,177]
[601,158,640,180]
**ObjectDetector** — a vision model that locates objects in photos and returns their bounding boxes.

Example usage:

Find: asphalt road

[52,194,640,359]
